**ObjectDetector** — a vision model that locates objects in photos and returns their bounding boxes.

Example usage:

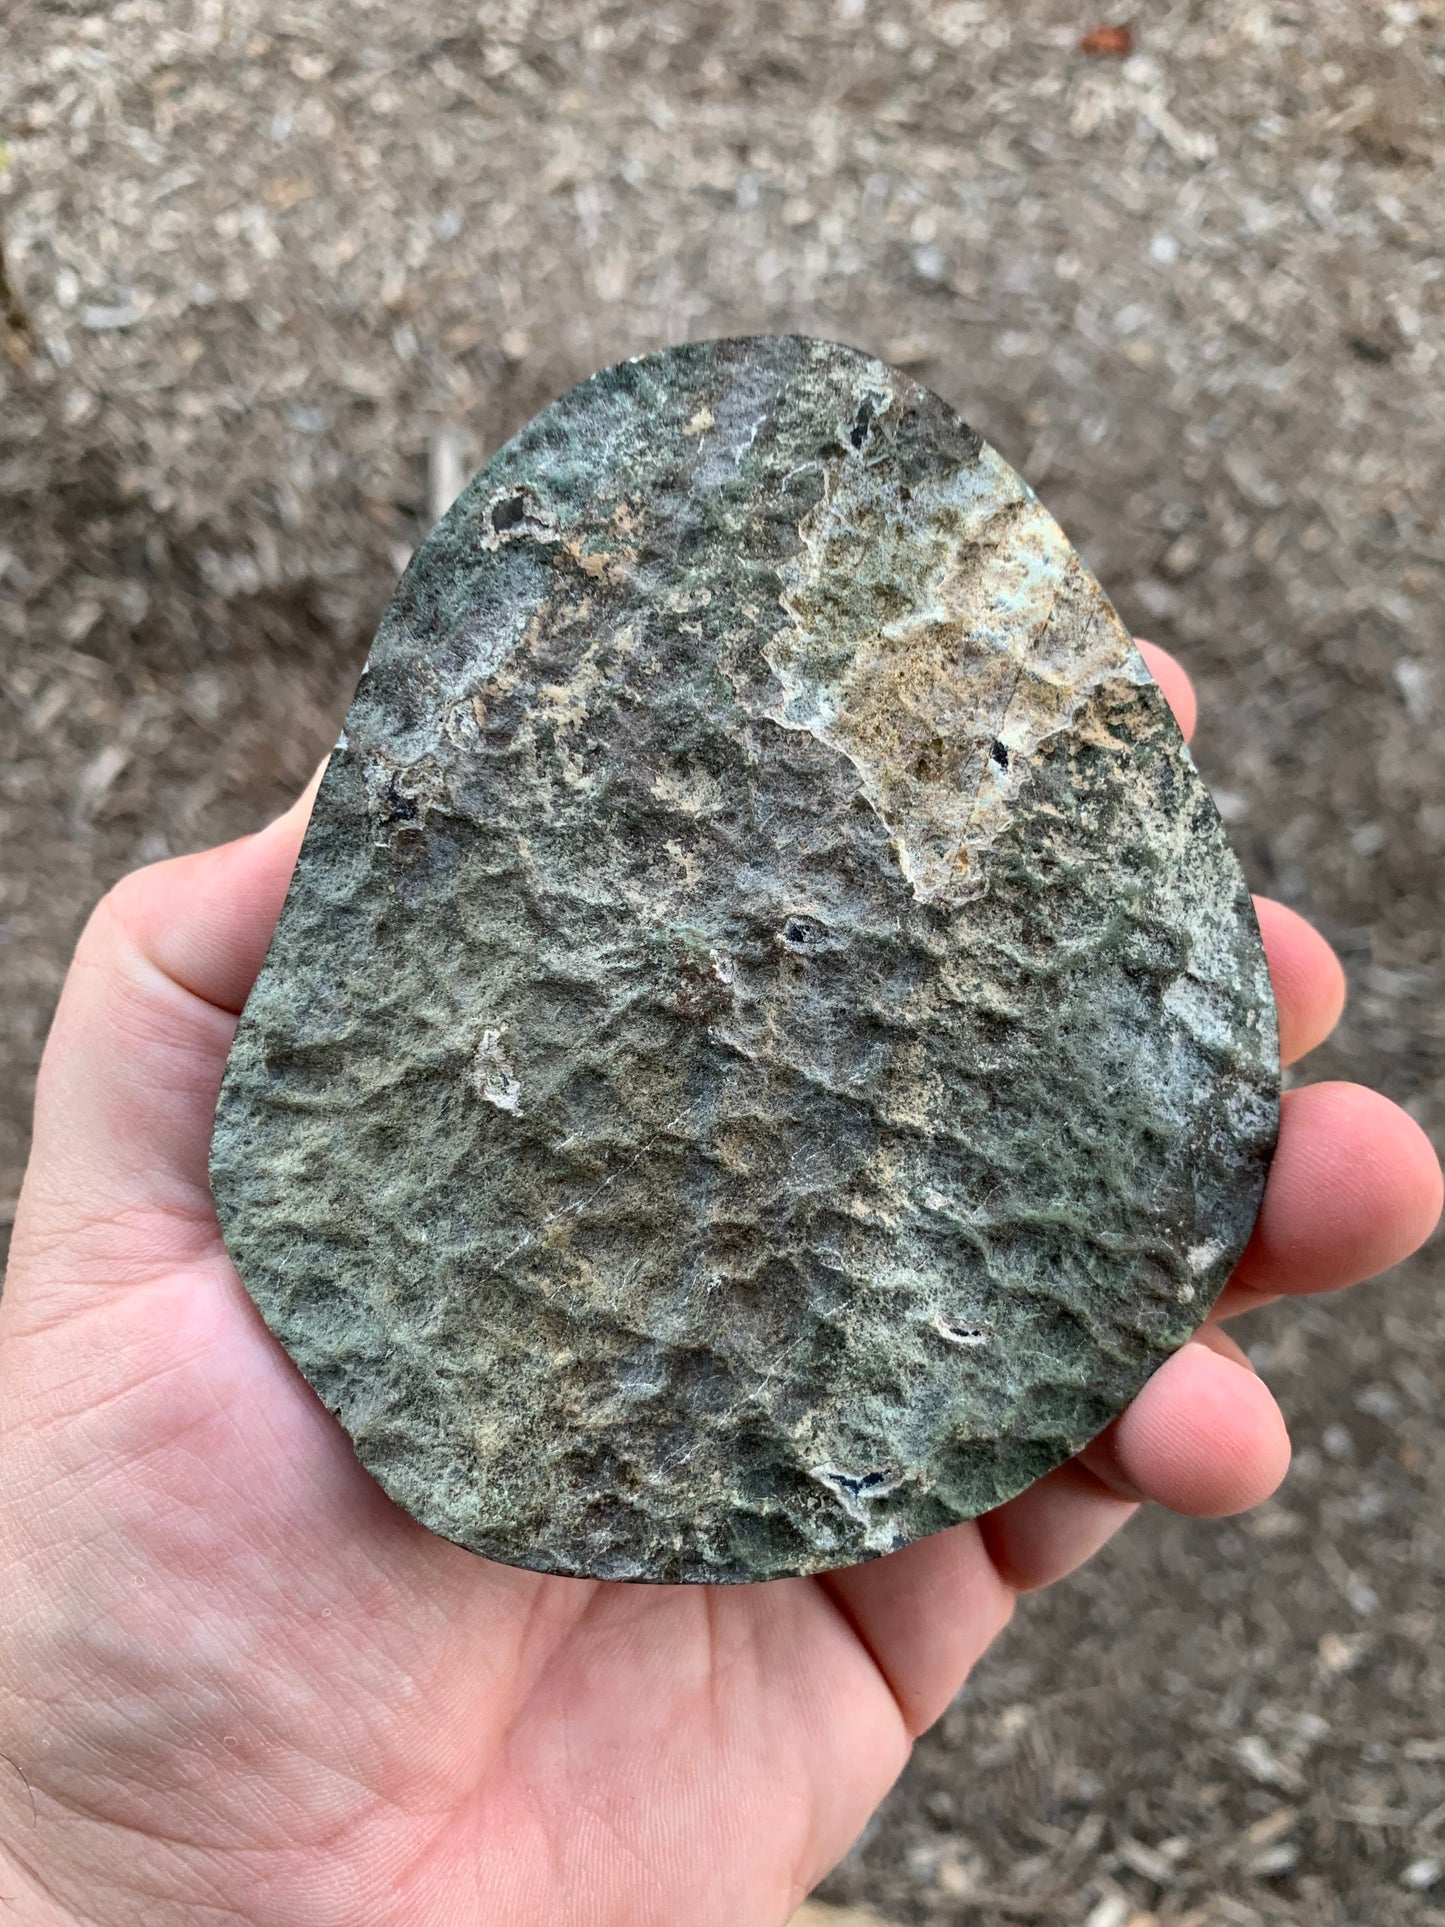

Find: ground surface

[1,3,1441,1922]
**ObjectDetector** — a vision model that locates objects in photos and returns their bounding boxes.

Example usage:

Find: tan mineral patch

[768,411,1147,904]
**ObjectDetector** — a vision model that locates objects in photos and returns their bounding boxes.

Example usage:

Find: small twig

[0,226,32,371]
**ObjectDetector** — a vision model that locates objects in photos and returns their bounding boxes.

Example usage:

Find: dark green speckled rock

[211,335,1278,1583]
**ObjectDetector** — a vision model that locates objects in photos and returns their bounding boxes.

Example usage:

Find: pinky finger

[978,1331,1292,1595]
[978,1460,1138,1594]
[1079,1330,1291,1517]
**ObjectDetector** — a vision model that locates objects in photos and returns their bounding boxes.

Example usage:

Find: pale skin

[0,647,1440,1927]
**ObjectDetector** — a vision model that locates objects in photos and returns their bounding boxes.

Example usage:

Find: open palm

[1,647,1439,1927]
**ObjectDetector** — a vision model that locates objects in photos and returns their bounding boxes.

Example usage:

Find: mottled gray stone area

[211,336,1277,1583]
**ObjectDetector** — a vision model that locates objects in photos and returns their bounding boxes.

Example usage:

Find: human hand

[1,646,1438,1927]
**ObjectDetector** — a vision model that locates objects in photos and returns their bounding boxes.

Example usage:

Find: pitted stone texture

[211,336,1278,1583]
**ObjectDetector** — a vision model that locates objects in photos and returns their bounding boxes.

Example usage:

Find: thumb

[7,767,324,1303]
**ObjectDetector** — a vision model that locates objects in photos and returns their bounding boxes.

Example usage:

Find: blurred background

[2,3,1442,1922]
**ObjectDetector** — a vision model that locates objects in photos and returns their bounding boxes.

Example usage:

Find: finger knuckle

[82,862,169,964]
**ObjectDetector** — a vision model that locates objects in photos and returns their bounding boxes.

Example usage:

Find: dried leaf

[1080,24,1134,58]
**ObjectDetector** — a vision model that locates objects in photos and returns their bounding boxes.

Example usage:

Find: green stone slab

[211,335,1278,1583]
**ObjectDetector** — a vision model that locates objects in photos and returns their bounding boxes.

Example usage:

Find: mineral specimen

[211,335,1278,1583]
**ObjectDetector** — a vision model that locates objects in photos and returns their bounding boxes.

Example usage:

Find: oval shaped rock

[211,335,1278,1583]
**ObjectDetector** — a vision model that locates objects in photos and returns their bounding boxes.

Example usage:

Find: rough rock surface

[211,335,1277,1583]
